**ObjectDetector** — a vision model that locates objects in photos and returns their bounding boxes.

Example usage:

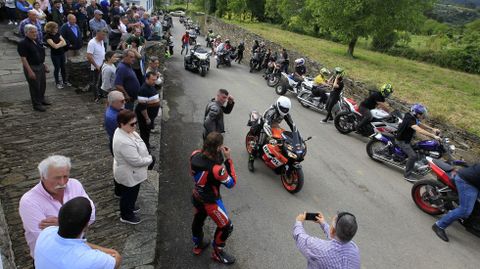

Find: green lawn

[228,20,480,137]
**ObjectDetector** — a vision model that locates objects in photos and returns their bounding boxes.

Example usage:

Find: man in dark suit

[60,14,83,58]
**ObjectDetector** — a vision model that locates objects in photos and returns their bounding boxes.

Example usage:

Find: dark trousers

[6,7,16,22]
[357,105,372,131]
[118,182,141,219]
[78,20,88,40]
[281,63,288,73]
[136,106,160,150]
[90,70,101,98]
[397,140,418,177]
[324,94,340,121]
[169,46,174,55]
[51,53,66,84]
[24,65,46,107]
[236,51,243,63]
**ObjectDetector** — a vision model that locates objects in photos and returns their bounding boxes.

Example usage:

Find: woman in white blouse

[112,110,153,225]
[33,2,47,27]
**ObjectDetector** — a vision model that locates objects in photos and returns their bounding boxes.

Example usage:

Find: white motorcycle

[275,73,307,96]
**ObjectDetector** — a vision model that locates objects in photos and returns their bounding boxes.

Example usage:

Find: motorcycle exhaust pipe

[372,154,405,169]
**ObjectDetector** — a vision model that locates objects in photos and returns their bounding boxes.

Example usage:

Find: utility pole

[204,0,208,27]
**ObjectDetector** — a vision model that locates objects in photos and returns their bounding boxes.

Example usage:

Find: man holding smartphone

[190,132,238,265]
[203,89,235,140]
[293,211,360,269]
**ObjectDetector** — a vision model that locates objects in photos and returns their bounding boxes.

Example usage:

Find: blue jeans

[51,53,66,84]
[437,175,480,229]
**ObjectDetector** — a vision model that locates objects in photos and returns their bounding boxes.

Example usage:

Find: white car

[169,11,186,17]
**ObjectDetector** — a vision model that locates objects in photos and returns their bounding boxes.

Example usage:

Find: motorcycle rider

[252,40,259,54]
[396,104,441,182]
[355,84,393,134]
[292,58,307,90]
[432,163,480,242]
[280,48,289,73]
[235,41,245,64]
[321,68,344,123]
[248,96,296,172]
[206,29,215,47]
[190,132,238,264]
[216,39,231,66]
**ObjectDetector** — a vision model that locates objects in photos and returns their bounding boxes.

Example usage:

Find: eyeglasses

[129,121,137,127]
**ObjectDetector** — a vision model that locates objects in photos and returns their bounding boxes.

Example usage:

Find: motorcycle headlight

[287,151,298,159]
[286,144,294,151]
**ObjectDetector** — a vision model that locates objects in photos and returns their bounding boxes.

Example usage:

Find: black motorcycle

[216,49,234,68]
[184,45,211,77]
[249,50,266,73]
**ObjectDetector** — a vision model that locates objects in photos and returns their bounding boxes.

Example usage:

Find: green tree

[307,0,434,57]
[228,0,247,19]
[246,0,265,21]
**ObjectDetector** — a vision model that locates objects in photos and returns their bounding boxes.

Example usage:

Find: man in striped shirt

[293,211,360,269]
[135,72,161,151]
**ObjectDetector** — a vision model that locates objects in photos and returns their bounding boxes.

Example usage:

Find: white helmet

[276,96,291,116]
[294,58,305,66]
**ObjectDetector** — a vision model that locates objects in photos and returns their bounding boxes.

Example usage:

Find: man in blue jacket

[60,14,83,58]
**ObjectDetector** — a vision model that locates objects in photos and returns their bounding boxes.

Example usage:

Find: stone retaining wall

[193,15,479,161]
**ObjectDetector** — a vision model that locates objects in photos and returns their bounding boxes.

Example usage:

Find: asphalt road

[156,18,480,269]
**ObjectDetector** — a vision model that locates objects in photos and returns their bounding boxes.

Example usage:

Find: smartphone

[305,213,319,221]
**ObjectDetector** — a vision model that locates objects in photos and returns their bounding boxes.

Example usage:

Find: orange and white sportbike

[245,111,311,193]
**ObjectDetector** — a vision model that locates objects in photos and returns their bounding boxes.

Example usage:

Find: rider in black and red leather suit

[190,132,238,264]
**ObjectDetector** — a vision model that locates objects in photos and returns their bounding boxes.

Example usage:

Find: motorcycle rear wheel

[297,93,310,108]
[411,180,446,215]
[281,168,304,194]
[366,139,385,163]
[334,111,355,134]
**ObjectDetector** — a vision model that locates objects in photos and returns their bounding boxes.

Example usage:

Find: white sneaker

[8,21,13,25]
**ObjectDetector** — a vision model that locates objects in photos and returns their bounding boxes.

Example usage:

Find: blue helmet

[411,103,427,116]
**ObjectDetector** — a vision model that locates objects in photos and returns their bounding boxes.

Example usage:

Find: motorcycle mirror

[304,136,312,141]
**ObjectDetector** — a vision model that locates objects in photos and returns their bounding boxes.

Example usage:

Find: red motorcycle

[411,157,480,237]
[245,111,311,194]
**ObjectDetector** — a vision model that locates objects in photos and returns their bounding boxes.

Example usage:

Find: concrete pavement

[155,18,480,269]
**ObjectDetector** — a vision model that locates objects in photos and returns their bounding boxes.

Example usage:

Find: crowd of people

[12,1,170,268]
[14,0,167,111]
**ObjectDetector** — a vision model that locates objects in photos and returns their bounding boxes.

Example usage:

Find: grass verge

[227,20,480,137]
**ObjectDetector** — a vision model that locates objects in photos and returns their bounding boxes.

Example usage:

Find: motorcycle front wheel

[200,67,207,77]
[275,84,287,95]
[245,130,256,154]
[281,167,304,194]
[267,75,280,87]
[334,111,355,134]
[411,180,447,215]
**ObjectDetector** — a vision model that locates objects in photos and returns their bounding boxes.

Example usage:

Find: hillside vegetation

[228,20,480,136]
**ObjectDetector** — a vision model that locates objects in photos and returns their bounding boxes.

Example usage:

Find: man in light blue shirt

[34,197,121,269]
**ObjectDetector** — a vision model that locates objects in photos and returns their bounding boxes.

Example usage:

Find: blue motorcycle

[366,133,458,176]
